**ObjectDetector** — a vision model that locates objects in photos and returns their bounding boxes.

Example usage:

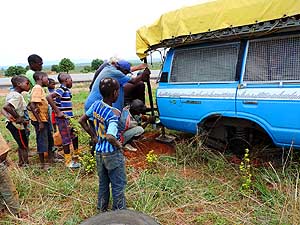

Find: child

[29,72,54,169]
[25,54,43,89]
[47,78,56,93]
[119,99,155,152]
[0,133,21,217]
[48,78,57,132]
[2,75,30,167]
[47,73,80,168]
[79,77,126,211]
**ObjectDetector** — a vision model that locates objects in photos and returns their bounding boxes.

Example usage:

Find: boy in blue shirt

[79,77,126,211]
[47,73,80,168]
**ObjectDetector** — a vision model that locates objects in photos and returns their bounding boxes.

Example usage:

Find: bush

[5,66,26,76]
[51,64,60,73]
[80,65,92,73]
[91,59,103,71]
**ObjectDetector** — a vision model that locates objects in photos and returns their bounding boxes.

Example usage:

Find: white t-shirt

[5,91,27,129]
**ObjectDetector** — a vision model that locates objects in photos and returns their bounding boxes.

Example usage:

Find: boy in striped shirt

[47,73,80,168]
[79,78,126,211]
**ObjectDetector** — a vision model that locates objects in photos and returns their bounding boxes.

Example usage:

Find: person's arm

[79,114,98,143]
[129,67,150,84]
[130,63,148,72]
[29,102,44,131]
[106,120,122,149]
[2,103,23,123]
[141,115,156,129]
[46,92,64,118]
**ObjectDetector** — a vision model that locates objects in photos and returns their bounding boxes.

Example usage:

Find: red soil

[123,132,175,169]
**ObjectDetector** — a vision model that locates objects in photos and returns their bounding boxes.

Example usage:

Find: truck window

[244,34,300,82]
[170,43,240,83]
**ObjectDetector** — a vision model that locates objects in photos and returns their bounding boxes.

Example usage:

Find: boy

[2,75,30,167]
[29,72,54,169]
[0,133,21,217]
[119,99,155,152]
[25,54,43,89]
[48,78,57,132]
[47,73,80,168]
[79,78,126,211]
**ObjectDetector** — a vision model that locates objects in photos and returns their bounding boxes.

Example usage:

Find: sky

[0,0,209,67]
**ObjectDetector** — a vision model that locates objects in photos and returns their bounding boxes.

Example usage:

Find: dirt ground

[0,88,8,97]
[51,127,175,169]
[123,131,175,169]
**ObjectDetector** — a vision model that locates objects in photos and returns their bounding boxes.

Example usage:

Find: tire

[80,209,161,225]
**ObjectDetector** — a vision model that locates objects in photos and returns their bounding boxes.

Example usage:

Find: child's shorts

[51,111,56,125]
[31,121,53,153]
[6,122,28,150]
[55,117,76,146]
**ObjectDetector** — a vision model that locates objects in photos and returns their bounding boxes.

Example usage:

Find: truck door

[157,42,241,134]
[236,35,300,148]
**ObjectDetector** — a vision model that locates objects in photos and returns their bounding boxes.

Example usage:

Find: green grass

[1,84,300,224]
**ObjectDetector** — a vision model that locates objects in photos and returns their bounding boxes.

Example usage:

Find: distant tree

[91,59,103,71]
[58,58,75,73]
[51,64,60,73]
[5,66,26,76]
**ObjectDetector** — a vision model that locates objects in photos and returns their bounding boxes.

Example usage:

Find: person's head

[99,78,120,102]
[28,54,43,72]
[48,78,56,89]
[109,56,120,66]
[57,73,72,88]
[11,75,30,92]
[130,99,147,115]
[115,60,132,75]
[33,71,49,87]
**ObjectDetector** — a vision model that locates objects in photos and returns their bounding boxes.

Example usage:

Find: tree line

[3,58,104,76]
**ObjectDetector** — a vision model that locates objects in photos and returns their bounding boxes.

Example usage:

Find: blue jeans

[96,151,127,211]
[123,126,144,144]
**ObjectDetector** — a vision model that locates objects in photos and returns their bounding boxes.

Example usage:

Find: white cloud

[0,0,207,66]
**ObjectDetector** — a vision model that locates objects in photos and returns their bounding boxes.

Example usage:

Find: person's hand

[148,116,156,124]
[38,122,45,131]
[15,117,25,124]
[141,68,151,82]
[23,119,30,126]
[56,111,65,118]
[92,136,98,144]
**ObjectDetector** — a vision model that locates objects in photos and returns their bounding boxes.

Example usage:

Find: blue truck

[136,0,300,151]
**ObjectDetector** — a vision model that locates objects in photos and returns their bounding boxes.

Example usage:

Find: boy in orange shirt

[29,72,54,169]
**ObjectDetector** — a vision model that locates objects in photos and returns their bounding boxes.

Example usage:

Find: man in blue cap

[85,59,149,112]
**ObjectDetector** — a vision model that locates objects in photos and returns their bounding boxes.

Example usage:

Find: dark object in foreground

[80,209,160,225]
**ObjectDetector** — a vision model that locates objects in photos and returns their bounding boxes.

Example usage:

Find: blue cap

[116,60,131,73]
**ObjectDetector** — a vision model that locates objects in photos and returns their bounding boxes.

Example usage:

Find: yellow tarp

[136,0,300,59]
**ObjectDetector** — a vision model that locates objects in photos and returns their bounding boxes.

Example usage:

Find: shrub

[91,59,103,71]
[5,66,26,76]
[51,64,60,73]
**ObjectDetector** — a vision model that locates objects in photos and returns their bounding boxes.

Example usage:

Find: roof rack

[149,15,300,51]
